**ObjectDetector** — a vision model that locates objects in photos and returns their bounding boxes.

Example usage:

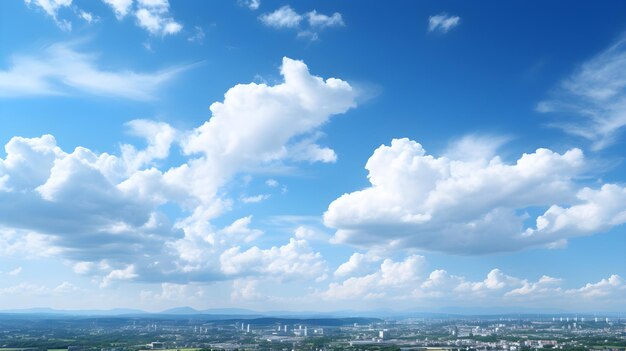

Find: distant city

[0,310,624,351]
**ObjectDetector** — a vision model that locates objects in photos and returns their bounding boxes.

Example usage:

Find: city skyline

[0,1,625,312]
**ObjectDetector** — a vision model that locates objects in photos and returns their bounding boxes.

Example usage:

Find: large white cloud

[324,138,626,254]
[0,57,355,287]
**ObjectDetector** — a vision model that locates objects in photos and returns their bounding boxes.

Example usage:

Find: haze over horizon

[0,1,625,313]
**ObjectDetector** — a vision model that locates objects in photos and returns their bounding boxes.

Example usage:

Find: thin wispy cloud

[538,36,626,150]
[428,13,460,33]
[0,41,192,100]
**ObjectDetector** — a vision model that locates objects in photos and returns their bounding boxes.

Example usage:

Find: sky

[0,0,625,313]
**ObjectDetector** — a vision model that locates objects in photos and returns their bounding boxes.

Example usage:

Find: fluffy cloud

[100,265,138,287]
[428,13,460,33]
[334,252,379,277]
[135,0,182,36]
[259,6,344,40]
[414,268,624,308]
[538,36,626,150]
[0,57,354,287]
[220,238,326,280]
[0,42,190,99]
[321,255,425,300]
[324,138,626,254]
[259,5,302,28]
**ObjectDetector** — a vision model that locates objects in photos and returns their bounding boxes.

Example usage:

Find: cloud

[8,266,23,276]
[259,5,302,28]
[24,0,73,30]
[306,10,344,29]
[100,265,138,287]
[241,194,270,204]
[220,238,326,280]
[428,13,460,33]
[538,37,626,150]
[0,57,355,287]
[239,0,260,11]
[135,0,182,36]
[0,281,78,296]
[324,138,626,254]
[102,0,133,19]
[187,26,205,43]
[259,6,344,40]
[0,42,190,99]
[78,10,96,24]
[320,255,425,300]
[334,252,379,278]
[100,0,182,36]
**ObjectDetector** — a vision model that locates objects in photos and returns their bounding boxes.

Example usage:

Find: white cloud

[334,252,379,277]
[24,0,73,30]
[537,37,626,150]
[239,0,260,11]
[568,274,624,298]
[411,267,624,309]
[78,10,96,24]
[324,138,626,254]
[306,10,344,28]
[0,57,354,287]
[259,6,344,40]
[101,0,182,36]
[231,278,262,301]
[8,266,23,276]
[219,216,263,244]
[241,194,270,204]
[220,238,326,280]
[0,42,190,99]
[259,5,302,28]
[265,179,279,187]
[100,265,138,287]
[102,0,133,19]
[321,255,425,300]
[428,13,460,33]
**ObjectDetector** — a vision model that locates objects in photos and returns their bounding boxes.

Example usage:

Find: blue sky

[0,0,625,312]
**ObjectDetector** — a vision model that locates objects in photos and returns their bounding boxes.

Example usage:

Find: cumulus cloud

[0,42,190,99]
[135,0,182,36]
[100,265,138,287]
[321,255,425,300]
[324,138,626,254]
[259,6,344,40]
[220,238,326,280]
[428,13,460,33]
[334,252,379,277]
[538,36,626,150]
[259,5,302,28]
[0,57,354,287]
